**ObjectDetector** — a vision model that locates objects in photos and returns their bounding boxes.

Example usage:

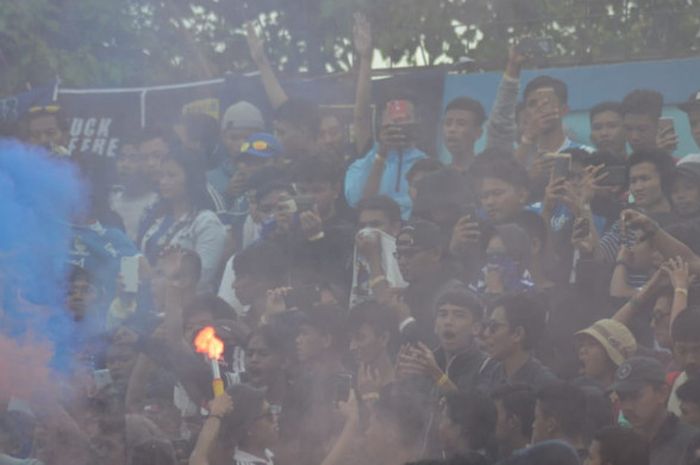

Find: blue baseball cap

[238,133,282,160]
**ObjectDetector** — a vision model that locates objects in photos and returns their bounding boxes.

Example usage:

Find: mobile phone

[93,369,113,391]
[551,153,572,179]
[386,100,412,124]
[598,165,627,187]
[120,256,140,293]
[332,373,353,403]
[658,117,676,136]
[284,285,322,310]
[460,204,478,222]
[294,194,316,213]
[515,37,555,60]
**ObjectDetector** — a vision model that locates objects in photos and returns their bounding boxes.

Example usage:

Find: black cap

[679,90,700,113]
[397,220,443,250]
[611,356,666,394]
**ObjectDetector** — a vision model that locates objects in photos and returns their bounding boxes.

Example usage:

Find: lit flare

[194,326,225,396]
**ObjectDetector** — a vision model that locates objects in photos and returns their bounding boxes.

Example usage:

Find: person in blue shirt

[344,96,428,220]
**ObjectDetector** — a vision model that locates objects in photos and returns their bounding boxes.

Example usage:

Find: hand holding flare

[194,326,225,397]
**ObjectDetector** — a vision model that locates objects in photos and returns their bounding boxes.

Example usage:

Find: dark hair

[490,293,545,350]
[292,156,343,185]
[407,454,493,465]
[470,156,529,191]
[435,287,485,320]
[503,440,580,465]
[221,383,266,447]
[444,390,497,451]
[593,426,650,465]
[183,293,235,325]
[561,147,593,166]
[677,377,700,405]
[247,322,296,356]
[491,384,536,439]
[621,89,663,120]
[347,300,398,338]
[68,264,94,286]
[179,112,220,157]
[445,97,487,126]
[406,158,443,184]
[523,76,568,106]
[136,125,178,147]
[162,149,215,211]
[535,383,587,440]
[233,242,288,285]
[129,439,177,465]
[514,210,547,252]
[157,247,202,285]
[590,101,623,123]
[357,195,402,224]
[274,97,321,138]
[672,310,700,343]
[627,148,676,195]
[300,303,346,350]
[254,181,295,203]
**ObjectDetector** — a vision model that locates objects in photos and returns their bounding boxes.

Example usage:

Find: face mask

[483,253,522,291]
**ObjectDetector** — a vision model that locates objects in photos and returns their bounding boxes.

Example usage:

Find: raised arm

[485,46,525,153]
[189,393,234,465]
[246,22,288,109]
[621,209,700,272]
[352,13,374,156]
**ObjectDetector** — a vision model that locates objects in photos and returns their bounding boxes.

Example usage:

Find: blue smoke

[0,139,86,369]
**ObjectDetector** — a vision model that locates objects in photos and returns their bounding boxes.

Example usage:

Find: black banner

[3,70,445,159]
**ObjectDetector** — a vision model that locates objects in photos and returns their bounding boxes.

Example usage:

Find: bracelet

[374,154,387,164]
[361,392,380,402]
[369,275,388,288]
[436,373,450,388]
[208,414,224,421]
[675,288,689,297]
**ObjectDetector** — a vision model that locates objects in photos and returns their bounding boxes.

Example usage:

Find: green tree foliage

[1,0,699,94]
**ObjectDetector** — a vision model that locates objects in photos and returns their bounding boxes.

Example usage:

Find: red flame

[194,326,224,361]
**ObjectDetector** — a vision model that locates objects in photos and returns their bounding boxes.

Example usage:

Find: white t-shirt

[109,188,158,241]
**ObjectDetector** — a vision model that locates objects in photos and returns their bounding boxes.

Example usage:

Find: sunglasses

[241,140,271,153]
[28,104,61,114]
